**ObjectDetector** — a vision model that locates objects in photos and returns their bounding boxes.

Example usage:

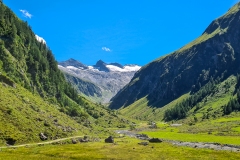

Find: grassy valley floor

[0,137,240,160]
[1,115,240,160]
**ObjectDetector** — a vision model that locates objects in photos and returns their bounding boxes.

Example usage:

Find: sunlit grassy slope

[0,82,86,145]
[119,94,189,121]
[120,75,236,122]
[0,81,130,146]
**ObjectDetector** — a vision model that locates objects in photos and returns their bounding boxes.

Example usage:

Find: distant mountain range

[58,59,141,103]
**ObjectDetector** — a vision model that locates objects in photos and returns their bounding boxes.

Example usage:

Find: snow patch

[88,66,94,69]
[106,65,141,72]
[124,65,141,72]
[58,65,64,68]
[60,64,141,73]
[35,35,46,44]
[66,66,79,70]
[88,66,100,71]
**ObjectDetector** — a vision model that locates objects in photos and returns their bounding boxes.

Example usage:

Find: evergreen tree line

[223,75,240,115]
[164,77,220,121]
[0,3,87,118]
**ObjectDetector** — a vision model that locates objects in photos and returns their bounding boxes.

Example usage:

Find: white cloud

[35,35,46,44]
[20,9,32,18]
[102,47,111,52]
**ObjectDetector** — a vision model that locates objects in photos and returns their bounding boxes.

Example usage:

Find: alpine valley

[1,1,240,160]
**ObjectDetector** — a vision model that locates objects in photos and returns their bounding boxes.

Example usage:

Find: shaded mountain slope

[110,3,240,110]
[64,73,102,97]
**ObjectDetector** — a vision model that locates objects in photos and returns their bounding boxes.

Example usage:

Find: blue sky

[4,0,240,66]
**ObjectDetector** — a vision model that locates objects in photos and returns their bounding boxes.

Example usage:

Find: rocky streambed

[167,140,240,152]
[115,130,240,152]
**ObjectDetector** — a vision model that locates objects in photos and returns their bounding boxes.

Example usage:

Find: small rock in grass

[149,138,162,143]
[72,139,77,144]
[79,136,89,143]
[105,136,114,143]
[39,133,48,141]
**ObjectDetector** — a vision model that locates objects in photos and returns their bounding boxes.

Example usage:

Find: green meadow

[0,137,240,160]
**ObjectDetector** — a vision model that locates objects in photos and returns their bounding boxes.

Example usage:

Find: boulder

[105,136,114,143]
[72,139,77,144]
[83,135,89,140]
[149,138,162,143]
[5,138,16,145]
[136,134,149,140]
[79,135,89,143]
[79,139,88,143]
[39,133,48,141]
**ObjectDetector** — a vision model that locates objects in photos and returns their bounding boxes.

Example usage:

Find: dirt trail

[115,130,240,152]
[0,136,83,149]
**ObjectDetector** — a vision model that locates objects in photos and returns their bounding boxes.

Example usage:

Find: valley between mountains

[1,1,240,159]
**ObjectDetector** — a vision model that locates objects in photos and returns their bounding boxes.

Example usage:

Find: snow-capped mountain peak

[59,59,141,73]
[58,59,141,103]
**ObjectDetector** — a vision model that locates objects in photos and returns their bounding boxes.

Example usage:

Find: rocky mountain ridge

[58,59,141,103]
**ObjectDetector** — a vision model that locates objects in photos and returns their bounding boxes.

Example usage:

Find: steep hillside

[110,3,240,118]
[119,75,236,121]
[0,81,85,145]
[58,59,141,103]
[0,2,87,117]
[0,2,128,145]
[0,78,131,145]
